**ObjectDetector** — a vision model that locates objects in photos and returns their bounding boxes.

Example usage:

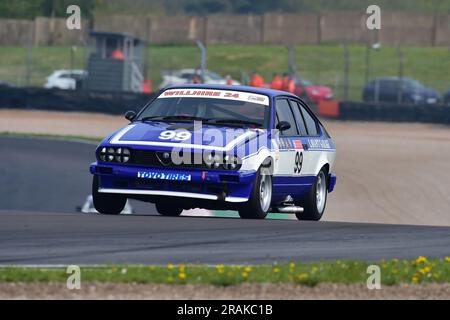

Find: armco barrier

[0,87,155,115]
[2,88,449,125]
[318,100,450,125]
[317,99,340,118]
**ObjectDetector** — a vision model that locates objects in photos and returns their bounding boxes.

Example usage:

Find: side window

[181,73,193,80]
[299,104,319,136]
[290,100,308,136]
[275,99,298,136]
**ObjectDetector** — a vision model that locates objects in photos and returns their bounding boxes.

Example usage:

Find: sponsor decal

[137,171,192,181]
[163,90,221,98]
[308,139,331,150]
[278,139,286,150]
[248,95,266,103]
[293,140,303,150]
[158,89,269,106]
[279,139,303,150]
[279,138,294,150]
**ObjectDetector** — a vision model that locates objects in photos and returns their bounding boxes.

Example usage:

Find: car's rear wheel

[238,166,272,219]
[296,168,328,221]
[92,175,126,215]
[155,199,183,217]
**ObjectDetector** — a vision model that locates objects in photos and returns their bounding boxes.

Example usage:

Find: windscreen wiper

[162,115,210,122]
[211,118,262,127]
[140,115,208,122]
[140,116,166,122]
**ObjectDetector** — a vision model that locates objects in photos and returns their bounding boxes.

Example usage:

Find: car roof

[172,69,208,74]
[52,69,86,75]
[166,84,298,99]
[371,76,416,82]
[167,69,220,77]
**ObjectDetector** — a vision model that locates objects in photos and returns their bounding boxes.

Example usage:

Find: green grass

[0,46,87,87]
[1,257,449,287]
[214,210,292,220]
[0,131,102,144]
[1,44,449,101]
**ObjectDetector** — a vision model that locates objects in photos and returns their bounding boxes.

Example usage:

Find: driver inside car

[175,101,208,118]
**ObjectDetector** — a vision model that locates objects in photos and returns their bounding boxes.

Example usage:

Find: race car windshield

[137,92,270,128]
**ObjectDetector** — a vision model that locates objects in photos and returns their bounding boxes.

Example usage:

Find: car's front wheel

[296,168,328,221]
[238,166,272,219]
[155,199,183,217]
[92,175,127,215]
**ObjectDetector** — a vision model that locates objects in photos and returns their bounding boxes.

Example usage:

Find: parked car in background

[159,69,240,89]
[294,79,334,104]
[443,90,450,105]
[44,70,87,90]
[363,77,440,104]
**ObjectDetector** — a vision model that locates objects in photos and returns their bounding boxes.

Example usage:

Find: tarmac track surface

[0,210,449,265]
[0,137,152,214]
[0,137,449,265]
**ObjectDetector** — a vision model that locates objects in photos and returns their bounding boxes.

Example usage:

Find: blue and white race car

[90,85,336,220]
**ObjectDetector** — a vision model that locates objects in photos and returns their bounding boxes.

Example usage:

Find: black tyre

[155,199,183,217]
[296,168,328,221]
[238,166,272,219]
[92,175,126,215]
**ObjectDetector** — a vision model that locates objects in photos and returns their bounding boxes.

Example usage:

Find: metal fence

[0,43,449,103]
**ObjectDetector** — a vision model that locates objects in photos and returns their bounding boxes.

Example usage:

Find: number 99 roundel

[159,130,192,141]
[294,151,303,174]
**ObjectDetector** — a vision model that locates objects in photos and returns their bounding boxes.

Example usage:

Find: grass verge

[0,131,102,144]
[1,257,449,287]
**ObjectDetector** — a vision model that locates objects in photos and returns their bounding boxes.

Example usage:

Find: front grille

[130,149,161,166]
[130,149,209,169]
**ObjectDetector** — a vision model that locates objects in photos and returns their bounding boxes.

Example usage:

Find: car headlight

[98,147,131,163]
[213,154,221,169]
[156,151,172,166]
[99,147,107,161]
[106,148,115,162]
[203,153,240,170]
[223,155,242,171]
[204,153,214,168]
[116,148,131,163]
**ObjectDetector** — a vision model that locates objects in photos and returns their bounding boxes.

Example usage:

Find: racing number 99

[294,152,303,174]
[159,130,191,141]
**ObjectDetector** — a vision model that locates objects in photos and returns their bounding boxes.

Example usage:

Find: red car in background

[294,79,334,104]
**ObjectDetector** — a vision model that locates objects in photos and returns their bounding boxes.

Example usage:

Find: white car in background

[159,69,240,89]
[44,70,87,90]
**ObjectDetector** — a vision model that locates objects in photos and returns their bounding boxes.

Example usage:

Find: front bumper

[90,162,256,203]
[328,173,337,193]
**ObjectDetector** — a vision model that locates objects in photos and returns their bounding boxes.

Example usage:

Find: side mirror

[276,121,291,132]
[125,110,136,122]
